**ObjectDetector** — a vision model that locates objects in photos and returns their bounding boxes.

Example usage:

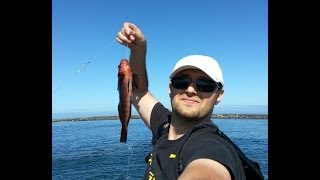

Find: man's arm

[178,159,232,180]
[116,22,159,128]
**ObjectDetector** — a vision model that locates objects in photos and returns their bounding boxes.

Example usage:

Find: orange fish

[117,58,138,143]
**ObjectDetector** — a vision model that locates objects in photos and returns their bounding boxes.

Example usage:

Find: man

[116,22,246,180]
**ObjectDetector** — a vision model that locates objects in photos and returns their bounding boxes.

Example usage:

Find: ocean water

[52,105,268,119]
[52,119,268,180]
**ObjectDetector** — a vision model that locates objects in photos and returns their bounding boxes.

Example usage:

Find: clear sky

[52,0,268,116]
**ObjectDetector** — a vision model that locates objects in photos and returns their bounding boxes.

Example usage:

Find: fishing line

[52,38,117,95]
[126,145,132,179]
[126,44,129,59]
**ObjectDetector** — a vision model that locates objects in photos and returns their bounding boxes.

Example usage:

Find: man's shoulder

[182,124,240,159]
[185,126,230,149]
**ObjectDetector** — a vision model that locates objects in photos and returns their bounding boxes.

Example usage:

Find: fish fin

[118,103,121,118]
[132,73,139,91]
[117,79,120,91]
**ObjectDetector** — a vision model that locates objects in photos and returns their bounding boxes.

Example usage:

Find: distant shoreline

[52,114,268,123]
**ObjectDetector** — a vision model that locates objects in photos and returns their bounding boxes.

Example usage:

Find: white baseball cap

[169,55,224,89]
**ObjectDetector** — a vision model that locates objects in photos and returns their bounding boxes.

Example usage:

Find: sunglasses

[170,76,221,92]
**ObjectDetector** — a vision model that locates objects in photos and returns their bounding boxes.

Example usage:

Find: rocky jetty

[52,114,268,123]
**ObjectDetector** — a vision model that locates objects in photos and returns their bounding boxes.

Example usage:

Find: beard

[171,98,213,121]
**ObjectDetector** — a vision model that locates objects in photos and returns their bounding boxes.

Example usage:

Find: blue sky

[52,0,268,116]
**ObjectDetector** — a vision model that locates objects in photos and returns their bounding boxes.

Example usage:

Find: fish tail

[120,125,128,143]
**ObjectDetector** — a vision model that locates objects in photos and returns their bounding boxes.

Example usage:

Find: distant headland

[52,114,268,123]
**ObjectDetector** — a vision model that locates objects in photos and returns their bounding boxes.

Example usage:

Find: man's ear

[215,89,224,105]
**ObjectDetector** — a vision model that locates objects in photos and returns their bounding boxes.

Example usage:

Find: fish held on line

[117,58,139,143]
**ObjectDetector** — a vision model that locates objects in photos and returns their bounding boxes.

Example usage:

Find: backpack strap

[147,119,264,180]
[145,118,171,164]
[151,120,170,145]
[144,119,172,180]
[176,124,219,175]
[216,130,264,180]
[176,124,264,180]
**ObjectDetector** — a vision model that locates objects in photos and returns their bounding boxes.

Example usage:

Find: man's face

[169,69,223,121]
